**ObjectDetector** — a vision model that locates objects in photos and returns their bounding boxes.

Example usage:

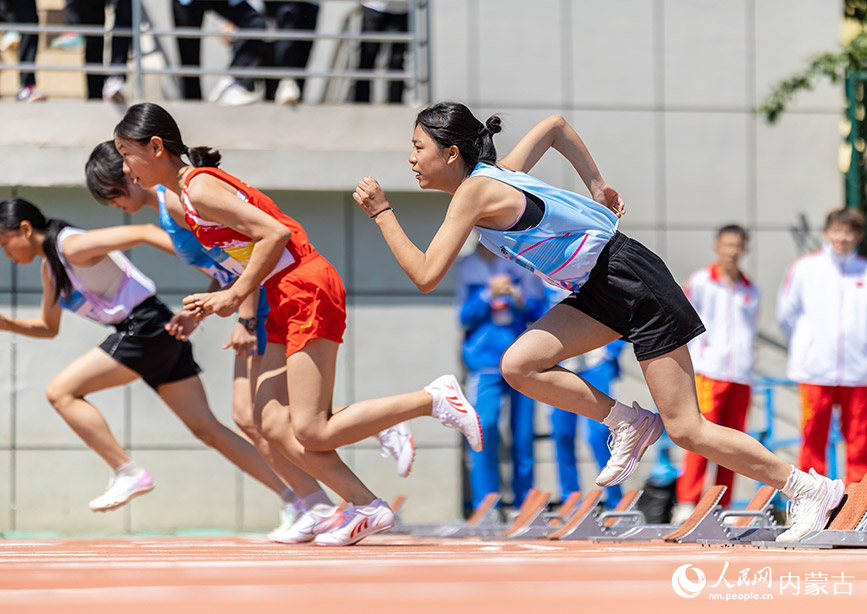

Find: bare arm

[181,175,291,316]
[354,176,480,293]
[61,224,176,266]
[0,261,62,338]
[499,115,625,217]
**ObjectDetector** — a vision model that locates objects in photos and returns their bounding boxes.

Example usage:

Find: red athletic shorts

[264,253,346,357]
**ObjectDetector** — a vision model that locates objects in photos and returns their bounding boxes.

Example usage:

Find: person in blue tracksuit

[457,242,546,508]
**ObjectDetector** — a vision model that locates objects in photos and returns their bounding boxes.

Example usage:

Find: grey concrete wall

[0,0,844,532]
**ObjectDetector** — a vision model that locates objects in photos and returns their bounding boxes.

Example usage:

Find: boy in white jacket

[777,208,867,485]
[674,225,759,523]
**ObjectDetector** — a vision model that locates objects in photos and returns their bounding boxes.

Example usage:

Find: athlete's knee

[665,415,707,452]
[258,405,286,444]
[499,347,534,390]
[45,380,74,410]
[232,403,260,438]
[292,422,333,452]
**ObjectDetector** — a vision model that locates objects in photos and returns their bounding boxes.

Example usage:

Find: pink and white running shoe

[595,402,664,487]
[425,374,483,452]
[314,499,395,547]
[88,471,154,512]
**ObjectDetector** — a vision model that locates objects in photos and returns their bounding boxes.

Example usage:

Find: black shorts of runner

[99,295,202,389]
[561,231,705,361]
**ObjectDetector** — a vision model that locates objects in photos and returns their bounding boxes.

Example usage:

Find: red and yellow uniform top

[182,167,314,282]
[182,166,346,355]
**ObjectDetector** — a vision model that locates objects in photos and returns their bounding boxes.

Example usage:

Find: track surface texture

[1,534,866,613]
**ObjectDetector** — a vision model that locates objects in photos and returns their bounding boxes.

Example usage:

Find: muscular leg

[640,346,791,489]
[256,343,377,504]
[231,352,323,498]
[45,348,139,469]
[283,338,432,451]
[499,304,622,421]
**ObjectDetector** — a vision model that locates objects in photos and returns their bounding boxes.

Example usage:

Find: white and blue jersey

[471,163,619,293]
[156,185,269,353]
[55,227,156,325]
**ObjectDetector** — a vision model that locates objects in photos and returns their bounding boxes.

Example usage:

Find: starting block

[399,492,503,538]
[753,475,867,549]
[499,489,552,539]
[547,489,643,541]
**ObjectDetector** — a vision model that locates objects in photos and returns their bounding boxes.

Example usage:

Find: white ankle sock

[115,461,142,478]
[781,466,817,498]
[602,401,637,428]
[302,489,333,509]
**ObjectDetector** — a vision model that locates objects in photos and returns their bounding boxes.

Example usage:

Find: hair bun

[485,115,502,135]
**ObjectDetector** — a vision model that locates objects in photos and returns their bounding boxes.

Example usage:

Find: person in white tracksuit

[777,208,867,485]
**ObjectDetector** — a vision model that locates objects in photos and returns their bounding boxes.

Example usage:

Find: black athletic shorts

[99,296,202,389]
[561,232,705,361]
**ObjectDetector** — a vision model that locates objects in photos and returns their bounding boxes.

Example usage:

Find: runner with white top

[0,197,305,515]
[353,101,845,542]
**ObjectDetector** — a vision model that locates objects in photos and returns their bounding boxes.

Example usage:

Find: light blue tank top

[471,163,619,293]
[157,185,234,287]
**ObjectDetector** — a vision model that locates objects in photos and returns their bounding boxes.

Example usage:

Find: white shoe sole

[89,483,155,513]
[315,518,395,547]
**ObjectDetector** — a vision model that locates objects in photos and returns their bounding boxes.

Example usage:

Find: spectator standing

[457,242,547,509]
[777,208,867,486]
[672,225,759,523]
[63,0,131,101]
[0,0,46,101]
[262,1,319,104]
[173,0,267,105]
[352,0,407,104]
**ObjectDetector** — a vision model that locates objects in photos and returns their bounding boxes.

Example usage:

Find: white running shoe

[270,504,344,544]
[102,75,125,103]
[267,503,302,542]
[377,421,415,478]
[88,471,154,512]
[776,469,845,542]
[314,499,395,547]
[425,374,484,452]
[595,402,664,487]
[275,78,301,104]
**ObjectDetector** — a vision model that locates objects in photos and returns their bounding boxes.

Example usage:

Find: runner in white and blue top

[0,197,293,518]
[353,101,846,541]
[155,184,269,354]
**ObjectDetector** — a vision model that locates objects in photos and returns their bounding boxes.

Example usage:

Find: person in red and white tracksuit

[777,208,867,485]
[673,225,759,522]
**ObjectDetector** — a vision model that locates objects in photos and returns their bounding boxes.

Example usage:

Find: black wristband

[370,207,393,219]
[238,317,258,332]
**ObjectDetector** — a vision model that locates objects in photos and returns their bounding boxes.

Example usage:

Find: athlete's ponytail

[115,102,222,168]
[0,198,72,303]
[187,146,222,168]
[415,101,501,171]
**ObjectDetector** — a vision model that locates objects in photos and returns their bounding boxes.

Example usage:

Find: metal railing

[0,0,431,103]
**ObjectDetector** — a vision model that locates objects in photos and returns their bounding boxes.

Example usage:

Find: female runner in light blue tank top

[353,102,843,541]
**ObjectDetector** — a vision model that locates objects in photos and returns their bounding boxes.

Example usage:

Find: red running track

[1,534,866,613]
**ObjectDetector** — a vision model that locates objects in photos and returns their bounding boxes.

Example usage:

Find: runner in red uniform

[113,103,483,546]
